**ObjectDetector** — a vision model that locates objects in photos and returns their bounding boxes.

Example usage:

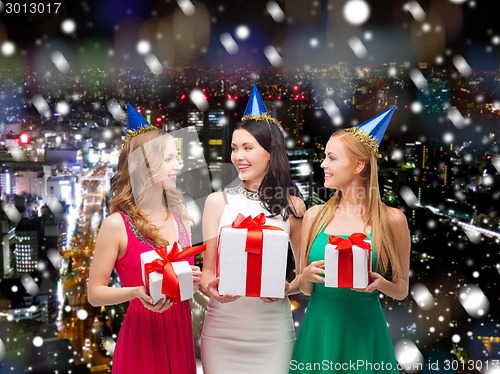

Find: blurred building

[267,100,309,139]
[7,293,57,323]
[46,175,77,207]
[205,108,230,190]
[14,217,43,274]
[205,109,229,163]
[0,206,15,279]
[187,110,204,128]
[287,148,314,203]
[44,148,83,176]
[15,170,44,197]
[0,168,15,197]
[41,203,67,251]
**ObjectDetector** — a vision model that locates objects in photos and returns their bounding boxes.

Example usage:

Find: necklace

[225,184,260,201]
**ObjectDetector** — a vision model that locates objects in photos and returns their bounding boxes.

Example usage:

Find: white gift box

[217,227,289,298]
[324,239,372,288]
[140,244,194,304]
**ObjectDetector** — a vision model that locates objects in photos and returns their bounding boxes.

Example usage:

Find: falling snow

[190,89,209,111]
[0,1,498,372]
[61,19,77,34]
[1,41,15,56]
[263,45,282,67]
[266,1,285,23]
[220,33,238,55]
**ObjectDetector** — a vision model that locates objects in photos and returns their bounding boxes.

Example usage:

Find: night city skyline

[0,1,499,373]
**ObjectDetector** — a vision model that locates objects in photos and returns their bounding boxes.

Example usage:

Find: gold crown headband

[343,127,380,156]
[240,112,288,139]
[121,125,158,149]
[240,112,280,127]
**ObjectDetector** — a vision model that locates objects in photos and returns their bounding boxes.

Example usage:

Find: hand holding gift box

[140,242,206,304]
[217,213,289,298]
[324,233,372,289]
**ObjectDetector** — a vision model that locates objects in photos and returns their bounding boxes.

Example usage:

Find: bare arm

[87,214,145,306]
[199,193,224,289]
[285,196,306,296]
[200,192,241,303]
[365,208,411,300]
[297,205,326,296]
[183,216,202,291]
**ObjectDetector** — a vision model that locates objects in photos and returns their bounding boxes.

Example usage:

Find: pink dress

[111,211,196,374]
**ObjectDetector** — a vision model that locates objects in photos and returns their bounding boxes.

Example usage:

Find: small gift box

[324,233,372,289]
[217,213,289,298]
[140,242,206,304]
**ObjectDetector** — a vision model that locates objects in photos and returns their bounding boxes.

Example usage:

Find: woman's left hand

[260,282,290,304]
[260,282,290,302]
[357,272,387,293]
[260,297,280,303]
[284,282,290,296]
[352,271,389,293]
[191,266,202,291]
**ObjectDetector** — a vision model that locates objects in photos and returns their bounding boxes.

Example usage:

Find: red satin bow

[327,233,371,288]
[144,242,206,303]
[328,233,371,251]
[231,213,269,256]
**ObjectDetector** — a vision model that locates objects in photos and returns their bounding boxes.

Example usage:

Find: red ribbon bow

[144,242,206,303]
[218,213,284,297]
[327,233,371,288]
[328,233,371,251]
[231,213,269,256]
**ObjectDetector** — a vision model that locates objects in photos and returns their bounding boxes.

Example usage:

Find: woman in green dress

[290,107,410,373]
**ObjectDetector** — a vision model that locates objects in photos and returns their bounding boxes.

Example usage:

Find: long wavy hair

[303,130,402,279]
[233,119,303,221]
[109,128,191,247]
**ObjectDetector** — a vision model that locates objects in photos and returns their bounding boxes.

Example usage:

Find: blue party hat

[344,106,396,154]
[241,84,279,126]
[127,103,150,131]
[243,83,267,117]
[122,103,157,148]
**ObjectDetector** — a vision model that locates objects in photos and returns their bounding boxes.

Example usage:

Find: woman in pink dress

[88,104,201,374]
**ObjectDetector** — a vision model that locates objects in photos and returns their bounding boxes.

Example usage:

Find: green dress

[289,228,399,374]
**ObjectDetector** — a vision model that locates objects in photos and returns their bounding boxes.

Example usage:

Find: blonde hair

[303,130,402,280]
[109,128,191,247]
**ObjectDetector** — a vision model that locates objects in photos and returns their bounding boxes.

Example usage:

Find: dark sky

[0,0,498,69]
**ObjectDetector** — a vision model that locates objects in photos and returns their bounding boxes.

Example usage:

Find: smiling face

[230,128,270,188]
[156,137,181,191]
[321,136,361,189]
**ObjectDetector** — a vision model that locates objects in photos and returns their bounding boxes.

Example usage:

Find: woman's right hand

[302,260,326,283]
[136,286,173,313]
[192,266,202,291]
[206,277,240,303]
